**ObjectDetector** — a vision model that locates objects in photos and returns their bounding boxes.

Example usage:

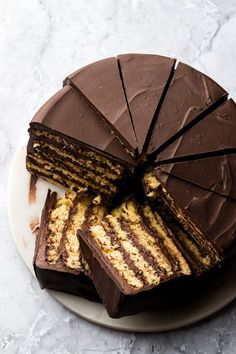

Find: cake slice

[34,189,106,300]
[143,169,236,264]
[27,86,136,198]
[147,62,227,156]
[64,57,137,155]
[155,99,236,164]
[153,199,214,274]
[117,54,176,153]
[78,198,191,317]
[160,154,236,200]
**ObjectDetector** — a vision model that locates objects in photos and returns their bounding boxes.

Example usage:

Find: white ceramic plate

[7,147,236,332]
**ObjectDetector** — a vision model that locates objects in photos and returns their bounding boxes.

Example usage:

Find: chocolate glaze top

[154,169,236,252]
[156,99,236,163]
[161,154,236,200]
[117,54,176,153]
[64,57,137,155]
[31,85,135,165]
[147,62,228,155]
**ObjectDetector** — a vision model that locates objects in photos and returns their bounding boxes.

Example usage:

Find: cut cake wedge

[34,189,106,301]
[78,198,191,317]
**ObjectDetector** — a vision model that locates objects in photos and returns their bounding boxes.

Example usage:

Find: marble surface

[1,0,236,352]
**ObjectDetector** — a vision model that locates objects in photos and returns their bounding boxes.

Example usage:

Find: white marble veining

[1,0,236,352]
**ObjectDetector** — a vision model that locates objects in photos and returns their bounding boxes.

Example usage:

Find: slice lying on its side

[152,199,214,275]
[78,198,191,318]
[147,62,228,156]
[155,99,236,164]
[34,189,106,301]
[26,86,136,199]
[143,169,236,264]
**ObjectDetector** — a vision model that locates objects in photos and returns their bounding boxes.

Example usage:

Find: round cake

[26,54,236,318]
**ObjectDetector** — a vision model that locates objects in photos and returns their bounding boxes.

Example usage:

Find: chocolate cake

[34,189,106,300]
[152,200,214,274]
[79,198,191,317]
[27,53,236,318]
[143,169,236,258]
[27,85,136,198]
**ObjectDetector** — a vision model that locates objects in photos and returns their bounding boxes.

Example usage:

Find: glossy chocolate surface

[161,154,236,200]
[148,62,227,155]
[156,99,236,163]
[64,57,137,154]
[30,85,135,166]
[154,169,236,252]
[117,53,175,153]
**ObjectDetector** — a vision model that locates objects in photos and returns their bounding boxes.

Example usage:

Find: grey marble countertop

[1,0,236,353]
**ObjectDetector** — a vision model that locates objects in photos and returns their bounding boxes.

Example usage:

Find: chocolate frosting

[161,154,236,200]
[64,57,137,154]
[147,62,228,155]
[156,99,236,163]
[31,85,135,166]
[117,54,176,153]
[154,169,236,252]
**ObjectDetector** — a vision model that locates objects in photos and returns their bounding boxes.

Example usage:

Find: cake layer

[26,155,118,197]
[156,99,236,164]
[153,200,212,273]
[160,154,236,200]
[64,57,137,155]
[113,200,190,276]
[30,128,128,173]
[117,54,176,153]
[31,140,121,181]
[143,169,236,256]
[147,62,228,155]
[31,151,118,192]
[27,124,133,197]
[34,189,106,301]
[78,198,191,317]
[143,173,217,262]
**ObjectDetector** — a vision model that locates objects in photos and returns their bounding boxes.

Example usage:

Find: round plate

[7,147,236,332]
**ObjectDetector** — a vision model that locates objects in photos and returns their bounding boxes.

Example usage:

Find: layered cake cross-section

[79,198,191,317]
[152,199,214,275]
[34,188,106,300]
[27,85,136,199]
